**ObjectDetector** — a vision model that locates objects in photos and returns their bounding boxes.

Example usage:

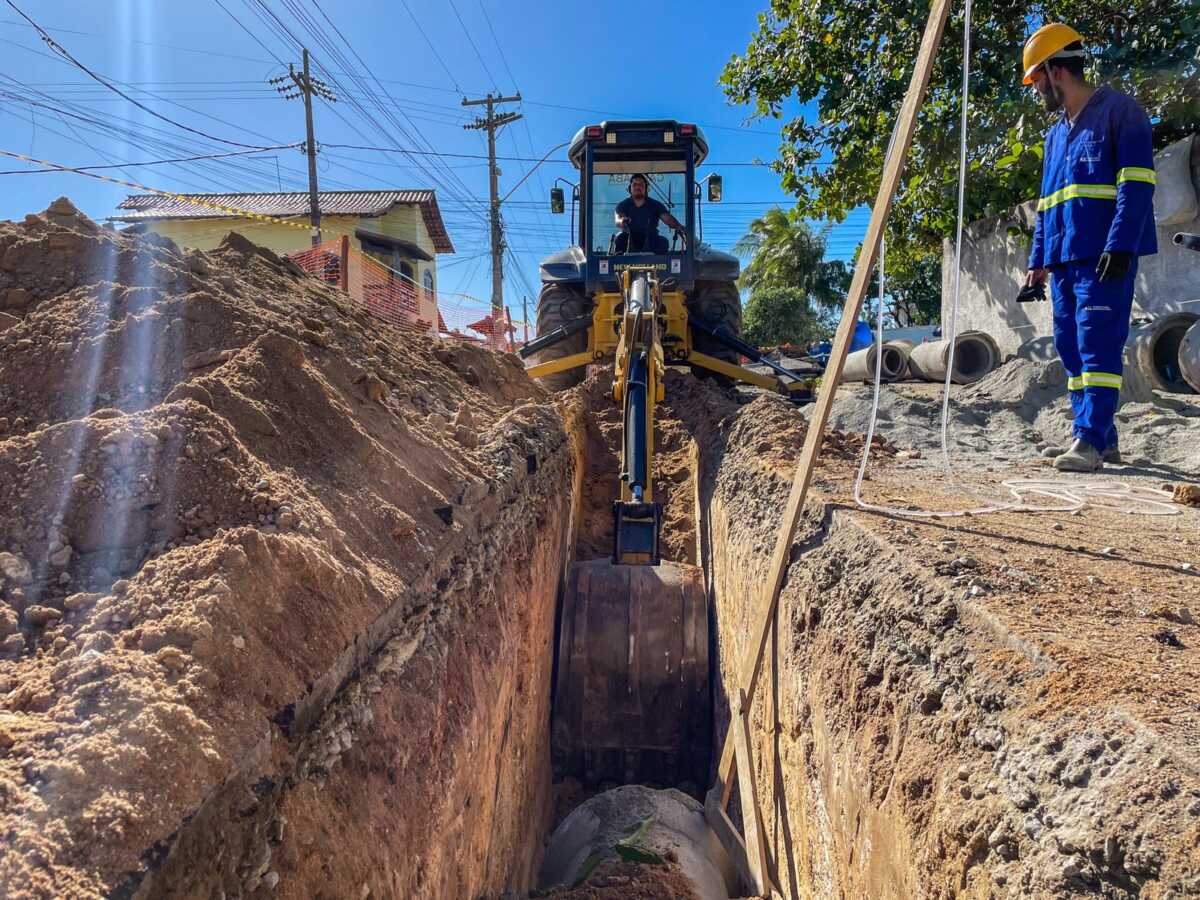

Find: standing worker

[1022,23,1157,472]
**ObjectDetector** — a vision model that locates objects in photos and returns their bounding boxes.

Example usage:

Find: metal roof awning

[354,228,434,262]
[113,189,455,253]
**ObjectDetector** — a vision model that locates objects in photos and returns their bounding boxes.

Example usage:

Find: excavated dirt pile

[0,200,579,898]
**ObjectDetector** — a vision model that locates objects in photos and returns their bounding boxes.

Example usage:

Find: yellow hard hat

[1022,23,1086,84]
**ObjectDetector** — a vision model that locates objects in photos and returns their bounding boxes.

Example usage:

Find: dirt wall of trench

[697,396,1200,897]
[0,204,585,899]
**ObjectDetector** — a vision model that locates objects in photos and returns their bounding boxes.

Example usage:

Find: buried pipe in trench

[538,785,737,899]
[906,331,1000,384]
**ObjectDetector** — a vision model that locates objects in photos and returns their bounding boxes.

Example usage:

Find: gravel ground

[815,358,1200,477]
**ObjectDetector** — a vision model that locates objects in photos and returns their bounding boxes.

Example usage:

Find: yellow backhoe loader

[519,121,816,787]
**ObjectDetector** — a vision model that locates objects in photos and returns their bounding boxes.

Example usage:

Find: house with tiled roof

[113,189,454,316]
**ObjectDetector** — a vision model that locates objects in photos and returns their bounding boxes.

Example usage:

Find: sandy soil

[6,195,1198,899]
[705,363,1200,897]
[822,359,1200,476]
[0,200,571,898]
[533,859,699,898]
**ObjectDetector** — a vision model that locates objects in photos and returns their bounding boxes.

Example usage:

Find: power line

[0,144,300,175]
[4,16,785,142]
[398,0,461,93]
[0,70,306,187]
[274,0,486,222]
[323,142,826,168]
[463,92,522,311]
[478,1,518,92]
[4,0,275,151]
[0,14,277,64]
[211,0,286,65]
[272,48,336,244]
[0,80,300,193]
[0,146,354,236]
[447,0,499,91]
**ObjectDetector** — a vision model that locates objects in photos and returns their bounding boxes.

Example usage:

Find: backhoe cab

[522,119,810,397]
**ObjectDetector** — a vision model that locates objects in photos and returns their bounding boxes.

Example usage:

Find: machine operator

[614,173,685,254]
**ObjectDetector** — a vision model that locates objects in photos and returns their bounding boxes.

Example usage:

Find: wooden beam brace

[714,0,955,806]
[734,689,773,896]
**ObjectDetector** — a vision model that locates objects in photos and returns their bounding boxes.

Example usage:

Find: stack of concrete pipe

[1182,319,1200,393]
[842,330,1001,386]
[907,330,1002,385]
[836,315,1200,394]
[1126,312,1200,395]
[841,340,913,384]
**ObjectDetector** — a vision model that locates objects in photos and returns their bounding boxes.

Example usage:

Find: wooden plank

[704,785,753,890]
[734,690,770,896]
[716,0,955,806]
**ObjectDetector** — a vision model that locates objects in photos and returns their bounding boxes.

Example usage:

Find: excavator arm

[611,270,665,565]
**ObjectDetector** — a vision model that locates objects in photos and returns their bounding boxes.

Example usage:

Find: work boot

[1103,442,1121,464]
[1054,439,1102,473]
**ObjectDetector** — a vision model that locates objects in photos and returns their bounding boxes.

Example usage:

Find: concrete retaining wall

[942,135,1200,358]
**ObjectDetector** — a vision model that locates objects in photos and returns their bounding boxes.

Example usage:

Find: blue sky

[0,0,869,323]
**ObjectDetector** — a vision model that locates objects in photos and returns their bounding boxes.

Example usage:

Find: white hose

[851,0,1179,519]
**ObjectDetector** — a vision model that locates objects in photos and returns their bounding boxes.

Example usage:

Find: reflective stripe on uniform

[1067,375,1083,391]
[1037,183,1119,211]
[1079,371,1122,389]
[1116,166,1156,186]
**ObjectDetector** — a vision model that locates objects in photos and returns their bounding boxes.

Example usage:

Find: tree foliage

[742,286,831,347]
[734,208,848,345]
[865,247,944,327]
[733,207,850,306]
[722,0,1200,285]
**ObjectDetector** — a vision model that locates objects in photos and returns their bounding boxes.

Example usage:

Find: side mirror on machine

[706,174,723,203]
[550,187,565,214]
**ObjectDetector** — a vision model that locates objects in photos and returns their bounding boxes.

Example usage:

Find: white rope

[851,0,1180,519]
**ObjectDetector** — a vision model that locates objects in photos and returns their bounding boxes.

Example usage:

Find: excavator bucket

[551,559,711,788]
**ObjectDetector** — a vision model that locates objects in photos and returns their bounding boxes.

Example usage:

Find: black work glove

[1096,251,1133,283]
[1016,280,1047,303]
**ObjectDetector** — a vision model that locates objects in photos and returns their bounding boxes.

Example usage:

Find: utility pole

[271,49,336,246]
[462,93,522,314]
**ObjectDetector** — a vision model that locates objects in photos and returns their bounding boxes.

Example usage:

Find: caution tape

[0,146,325,234]
[0,146,496,308]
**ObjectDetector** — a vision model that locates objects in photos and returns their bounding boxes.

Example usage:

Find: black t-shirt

[616,196,667,243]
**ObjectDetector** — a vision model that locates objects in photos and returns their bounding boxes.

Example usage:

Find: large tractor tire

[687,280,743,372]
[532,284,591,391]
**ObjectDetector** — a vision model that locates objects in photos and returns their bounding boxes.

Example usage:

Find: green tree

[722,1,1200,286]
[733,208,849,345]
[865,244,943,326]
[733,207,850,307]
[742,285,831,347]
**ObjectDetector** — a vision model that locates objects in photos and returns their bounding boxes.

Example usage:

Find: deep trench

[518,370,743,893]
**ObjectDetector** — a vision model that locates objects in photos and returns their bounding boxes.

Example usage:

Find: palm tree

[733,208,848,310]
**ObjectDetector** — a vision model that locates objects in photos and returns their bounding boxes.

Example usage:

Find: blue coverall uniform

[1029,84,1157,453]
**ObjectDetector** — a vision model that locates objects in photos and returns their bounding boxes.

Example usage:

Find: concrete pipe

[1178,320,1200,394]
[884,339,914,379]
[907,331,1000,385]
[538,785,737,899]
[841,342,908,384]
[1126,313,1199,394]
